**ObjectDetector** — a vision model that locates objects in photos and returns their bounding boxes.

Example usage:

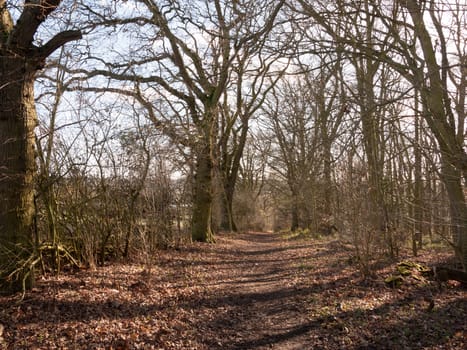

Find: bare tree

[293,0,467,269]
[262,78,317,231]
[216,43,286,232]
[69,0,285,242]
[261,59,346,232]
[234,135,269,231]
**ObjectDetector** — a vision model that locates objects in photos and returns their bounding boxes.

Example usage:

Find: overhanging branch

[38,30,82,59]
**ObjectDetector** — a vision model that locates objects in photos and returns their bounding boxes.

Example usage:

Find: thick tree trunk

[191,146,214,242]
[0,57,37,292]
[0,1,81,293]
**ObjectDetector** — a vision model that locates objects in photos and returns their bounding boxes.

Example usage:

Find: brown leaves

[0,233,465,349]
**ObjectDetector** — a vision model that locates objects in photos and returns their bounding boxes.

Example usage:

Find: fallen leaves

[0,232,465,349]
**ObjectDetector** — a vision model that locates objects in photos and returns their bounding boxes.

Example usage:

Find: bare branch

[8,0,61,49]
[38,30,82,59]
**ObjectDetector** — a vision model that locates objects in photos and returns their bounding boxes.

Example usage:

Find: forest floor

[0,232,466,349]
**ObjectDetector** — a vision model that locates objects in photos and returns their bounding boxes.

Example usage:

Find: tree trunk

[322,137,333,218]
[290,191,300,231]
[220,183,237,232]
[357,63,388,238]
[0,56,38,292]
[191,145,214,242]
[218,114,249,233]
[440,156,467,270]
[413,94,423,255]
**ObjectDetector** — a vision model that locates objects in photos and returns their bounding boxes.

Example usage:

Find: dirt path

[193,232,322,349]
[0,232,465,349]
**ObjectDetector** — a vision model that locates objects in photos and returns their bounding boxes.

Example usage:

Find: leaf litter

[0,232,465,349]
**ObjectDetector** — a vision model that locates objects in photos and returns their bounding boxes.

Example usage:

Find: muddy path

[0,232,465,349]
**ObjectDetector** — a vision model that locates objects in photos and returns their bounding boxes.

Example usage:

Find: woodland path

[0,231,465,349]
[193,231,326,349]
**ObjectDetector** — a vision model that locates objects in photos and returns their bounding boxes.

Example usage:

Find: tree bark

[290,198,300,232]
[220,182,237,232]
[322,138,333,217]
[0,57,38,292]
[191,145,214,242]
[413,97,423,254]
[440,157,467,270]
[356,58,388,238]
[218,120,248,233]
